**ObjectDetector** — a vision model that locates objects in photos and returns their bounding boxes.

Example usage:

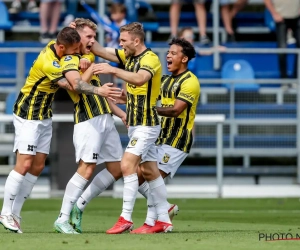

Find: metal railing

[1,46,300,184]
[0,114,225,197]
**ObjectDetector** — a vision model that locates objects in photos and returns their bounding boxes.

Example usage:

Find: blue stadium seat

[221,42,296,79]
[5,92,16,114]
[0,1,13,30]
[221,60,259,91]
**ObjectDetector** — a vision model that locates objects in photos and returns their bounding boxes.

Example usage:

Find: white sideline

[1,184,299,199]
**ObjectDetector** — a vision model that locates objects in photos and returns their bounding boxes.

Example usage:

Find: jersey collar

[171,69,189,78]
[132,48,151,59]
[50,43,61,60]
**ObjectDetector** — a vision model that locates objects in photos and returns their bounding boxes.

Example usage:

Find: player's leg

[71,161,122,233]
[155,144,187,221]
[132,144,187,233]
[106,125,159,234]
[0,152,32,232]
[105,152,140,234]
[138,159,173,233]
[0,115,42,232]
[11,152,47,233]
[11,118,52,232]
[70,116,123,232]
[54,160,93,234]
[130,125,171,234]
[54,117,102,234]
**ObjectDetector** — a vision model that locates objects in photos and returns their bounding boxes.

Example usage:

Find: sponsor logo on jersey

[64,56,72,61]
[53,61,60,68]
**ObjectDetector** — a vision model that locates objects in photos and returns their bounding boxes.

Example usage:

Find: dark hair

[120,22,145,42]
[56,27,81,47]
[169,37,196,62]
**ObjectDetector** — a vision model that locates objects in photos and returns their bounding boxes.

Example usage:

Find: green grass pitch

[0,198,300,250]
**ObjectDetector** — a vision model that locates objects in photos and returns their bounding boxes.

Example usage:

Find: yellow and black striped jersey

[13,40,64,120]
[116,48,161,126]
[156,70,200,153]
[60,54,112,124]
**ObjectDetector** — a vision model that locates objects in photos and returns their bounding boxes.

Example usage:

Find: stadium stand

[221,59,259,91]
[0,0,298,183]
[0,1,13,41]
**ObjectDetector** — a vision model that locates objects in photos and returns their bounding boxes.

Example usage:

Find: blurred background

[0,0,300,199]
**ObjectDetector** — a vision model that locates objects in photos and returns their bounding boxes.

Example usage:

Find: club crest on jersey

[64,56,72,61]
[133,62,140,72]
[52,61,60,68]
[172,82,179,92]
[162,153,170,163]
[130,138,138,146]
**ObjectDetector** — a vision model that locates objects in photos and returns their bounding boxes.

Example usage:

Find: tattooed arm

[56,77,75,91]
[64,70,122,100]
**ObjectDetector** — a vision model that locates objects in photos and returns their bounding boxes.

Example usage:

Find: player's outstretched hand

[113,89,127,104]
[69,22,76,29]
[96,83,121,102]
[80,58,91,73]
[93,63,115,75]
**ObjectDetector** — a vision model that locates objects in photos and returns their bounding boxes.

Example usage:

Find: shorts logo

[130,138,138,147]
[64,56,72,61]
[162,153,170,163]
[93,153,98,159]
[27,144,35,151]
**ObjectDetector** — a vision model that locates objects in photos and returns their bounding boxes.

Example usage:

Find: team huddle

[0,18,200,234]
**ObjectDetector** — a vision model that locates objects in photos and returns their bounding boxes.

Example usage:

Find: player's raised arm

[92,63,152,87]
[69,20,119,63]
[91,41,120,63]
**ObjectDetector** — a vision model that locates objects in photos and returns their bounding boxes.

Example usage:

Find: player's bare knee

[29,163,44,176]
[139,164,154,181]
[77,161,96,180]
[120,159,137,176]
[140,161,160,181]
[106,163,122,180]
[14,155,34,175]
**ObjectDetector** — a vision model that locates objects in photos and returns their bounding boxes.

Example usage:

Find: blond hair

[120,22,145,42]
[74,18,98,32]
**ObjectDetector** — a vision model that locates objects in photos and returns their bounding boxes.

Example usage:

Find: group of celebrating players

[0,18,200,234]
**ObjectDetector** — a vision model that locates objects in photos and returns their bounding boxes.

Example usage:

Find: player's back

[14,40,64,120]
